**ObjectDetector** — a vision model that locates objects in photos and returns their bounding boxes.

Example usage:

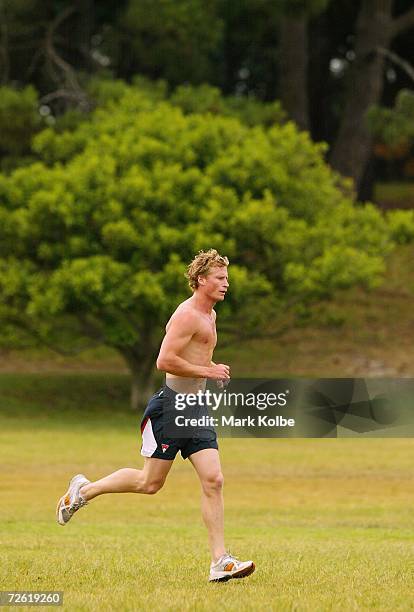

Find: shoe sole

[210,562,256,583]
[56,488,70,526]
[232,562,255,580]
[56,474,84,526]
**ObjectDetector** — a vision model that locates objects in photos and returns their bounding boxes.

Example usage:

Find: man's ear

[198,275,206,286]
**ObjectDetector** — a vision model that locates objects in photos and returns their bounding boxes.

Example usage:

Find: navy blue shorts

[140,387,218,460]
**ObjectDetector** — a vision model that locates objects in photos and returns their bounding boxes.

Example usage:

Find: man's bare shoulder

[165,300,202,332]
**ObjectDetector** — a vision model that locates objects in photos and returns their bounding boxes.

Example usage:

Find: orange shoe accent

[64,496,70,505]
[224,562,234,572]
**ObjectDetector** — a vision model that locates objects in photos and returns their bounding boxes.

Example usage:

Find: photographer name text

[175,415,295,428]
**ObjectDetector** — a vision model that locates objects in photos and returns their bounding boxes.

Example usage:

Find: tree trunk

[75,0,94,73]
[0,16,10,84]
[130,365,157,412]
[330,0,393,194]
[118,345,159,411]
[279,14,309,130]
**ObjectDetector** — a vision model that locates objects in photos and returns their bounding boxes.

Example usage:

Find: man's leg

[56,458,173,525]
[189,447,255,582]
[80,458,174,501]
[189,448,226,563]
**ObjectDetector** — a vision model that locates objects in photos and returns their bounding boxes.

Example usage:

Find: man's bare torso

[165,298,217,393]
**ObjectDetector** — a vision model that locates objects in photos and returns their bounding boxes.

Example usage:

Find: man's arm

[210,311,217,367]
[156,311,229,379]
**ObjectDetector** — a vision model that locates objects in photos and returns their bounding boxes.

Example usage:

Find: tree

[367,87,414,181]
[2,0,414,198]
[330,0,414,191]
[278,0,330,130]
[0,0,118,112]
[0,82,395,408]
[215,0,414,194]
[169,82,286,126]
[117,0,223,86]
[368,88,414,148]
[0,85,43,170]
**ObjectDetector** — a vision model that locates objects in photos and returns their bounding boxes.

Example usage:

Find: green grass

[1,375,414,610]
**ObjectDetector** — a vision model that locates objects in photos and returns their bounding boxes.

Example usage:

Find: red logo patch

[161,444,169,453]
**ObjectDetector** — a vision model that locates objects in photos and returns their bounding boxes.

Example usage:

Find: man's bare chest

[193,318,217,348]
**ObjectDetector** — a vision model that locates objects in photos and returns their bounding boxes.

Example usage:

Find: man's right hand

[208,363,230,380]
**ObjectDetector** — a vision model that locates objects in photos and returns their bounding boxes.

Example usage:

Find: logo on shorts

[161,444,169,453]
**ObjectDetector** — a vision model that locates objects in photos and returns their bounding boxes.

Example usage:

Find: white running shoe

[209,553,255,582]
[56,474,90,526]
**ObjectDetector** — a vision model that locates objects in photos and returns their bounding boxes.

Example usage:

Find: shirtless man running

[56,249,255,583]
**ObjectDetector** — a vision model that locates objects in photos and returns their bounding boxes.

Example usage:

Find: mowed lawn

[1,375,414,611]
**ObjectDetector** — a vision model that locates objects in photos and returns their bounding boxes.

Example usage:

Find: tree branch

[25,46,45,81]
[392,7,414,37]
[76,313,106,343]
[39,89,91,104]
[376,46,414,83]
[3,316,99,356]
[44,5,90,111]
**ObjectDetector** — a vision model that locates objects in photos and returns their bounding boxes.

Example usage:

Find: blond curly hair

[186,249,229,290]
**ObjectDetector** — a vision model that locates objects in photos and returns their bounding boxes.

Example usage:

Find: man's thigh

[142,457,174,483]
[188,448,222,481]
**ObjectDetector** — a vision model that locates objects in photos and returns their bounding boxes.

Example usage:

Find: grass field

[1,375,414,611]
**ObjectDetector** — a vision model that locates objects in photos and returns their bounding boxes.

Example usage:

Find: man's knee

[202,471,224,494]
[142,478,165,495]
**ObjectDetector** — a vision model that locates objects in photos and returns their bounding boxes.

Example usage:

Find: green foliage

[367,90,414,147]
[88,76,168,107]
[87,76,286,127]
[170,84,286,126]
[386,209,414,245]
[33,78,286,166]
[0,82,395,377]
[119,0,223,85]
[0,85,43,165]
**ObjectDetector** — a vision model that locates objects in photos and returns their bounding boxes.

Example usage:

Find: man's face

[198,266,229,301]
